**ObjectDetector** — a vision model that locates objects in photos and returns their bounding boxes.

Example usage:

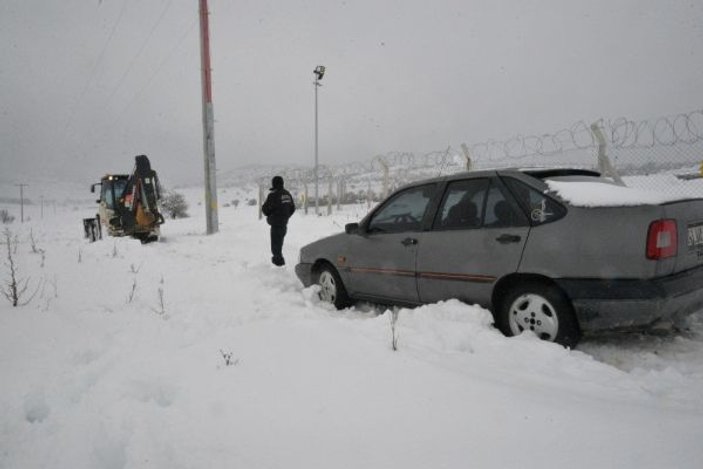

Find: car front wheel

[497,282,581,348]
[316,264,352,310]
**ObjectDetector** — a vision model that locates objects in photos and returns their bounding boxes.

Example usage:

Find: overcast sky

[1,0,702,185]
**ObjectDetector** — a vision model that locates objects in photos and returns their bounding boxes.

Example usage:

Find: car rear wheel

[497,282,581,348]
[316,264,352,310]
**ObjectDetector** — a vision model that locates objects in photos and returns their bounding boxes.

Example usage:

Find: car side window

[367,184,435,233]
[503,177,566,225]
[483,180,529,228]
[433,179,488,230]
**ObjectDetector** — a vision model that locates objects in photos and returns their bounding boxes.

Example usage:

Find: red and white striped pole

[199,0,218,234]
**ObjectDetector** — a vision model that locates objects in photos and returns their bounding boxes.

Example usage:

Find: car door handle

[401,237,418,246]
[496,234,521,244]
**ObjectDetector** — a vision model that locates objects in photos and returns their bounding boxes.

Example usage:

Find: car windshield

[368,184,435,233]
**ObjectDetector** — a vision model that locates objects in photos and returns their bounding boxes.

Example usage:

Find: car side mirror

[345,222,360,234]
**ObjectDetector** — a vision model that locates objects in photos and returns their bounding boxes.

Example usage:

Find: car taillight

[646,219,678,260]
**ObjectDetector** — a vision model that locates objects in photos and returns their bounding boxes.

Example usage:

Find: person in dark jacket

[262,176,296,266]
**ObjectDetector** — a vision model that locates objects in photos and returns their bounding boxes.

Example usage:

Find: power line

[111,17,197,127]
[102,0,174,107]
[73,13,197,160]
[63,0,128,137]
[75,15,197,159]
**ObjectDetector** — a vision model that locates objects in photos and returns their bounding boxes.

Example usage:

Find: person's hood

[270,176,284,190]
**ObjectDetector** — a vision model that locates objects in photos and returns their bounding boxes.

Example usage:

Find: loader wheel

[138,233,158,244]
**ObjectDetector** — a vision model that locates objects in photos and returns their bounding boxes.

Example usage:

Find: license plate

[688,222,703,249]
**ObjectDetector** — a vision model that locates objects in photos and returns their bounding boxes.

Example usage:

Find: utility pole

[199,0,218,234]
[15,184,28,223]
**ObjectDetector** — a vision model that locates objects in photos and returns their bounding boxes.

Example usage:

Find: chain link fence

[244,109,703,215]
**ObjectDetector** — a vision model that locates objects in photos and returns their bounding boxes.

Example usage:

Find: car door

[344,184,438,304]
[416,177,530,307]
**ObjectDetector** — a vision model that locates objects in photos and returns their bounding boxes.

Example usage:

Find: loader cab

[92,175,129,236]
[93,176,129,207]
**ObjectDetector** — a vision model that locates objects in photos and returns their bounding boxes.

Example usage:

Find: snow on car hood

[545,179,690,207]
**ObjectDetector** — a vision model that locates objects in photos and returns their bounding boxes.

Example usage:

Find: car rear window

[503,177,566,225]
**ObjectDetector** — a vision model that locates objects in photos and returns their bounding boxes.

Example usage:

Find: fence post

[336,179,342,211]
[461,143,472,171]
[343,179,347,208]
[367,179,372,209]
[591,121,625,186]
[383,163,389,198]
[304,182,309,215]
[373,155,390,198]
[258,184,264,220]
[327,178,333,215]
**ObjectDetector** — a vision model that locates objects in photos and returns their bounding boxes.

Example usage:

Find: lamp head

[314,65,326,81]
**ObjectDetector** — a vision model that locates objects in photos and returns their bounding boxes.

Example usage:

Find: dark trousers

[270,224,287,265]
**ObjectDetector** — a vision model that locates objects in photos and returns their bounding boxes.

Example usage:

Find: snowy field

[1,186,703,469]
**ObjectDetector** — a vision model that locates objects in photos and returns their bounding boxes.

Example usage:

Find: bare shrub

[127,278,137,304]
[389,308,400,351]
[0,210,14,224]
[2,228,39,307]
[29,229,46,268]
[151,275,166,316]
[219,349,239,367]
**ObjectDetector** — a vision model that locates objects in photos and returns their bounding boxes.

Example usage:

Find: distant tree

[161,190,189,219]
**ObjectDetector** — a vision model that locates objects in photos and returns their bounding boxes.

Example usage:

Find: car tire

[316,264,352,310]
[496,281,581,348]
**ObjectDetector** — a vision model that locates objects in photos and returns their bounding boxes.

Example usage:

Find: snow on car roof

[545,178,690,207]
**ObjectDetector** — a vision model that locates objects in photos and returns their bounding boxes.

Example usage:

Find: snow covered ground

[1,187,703,469]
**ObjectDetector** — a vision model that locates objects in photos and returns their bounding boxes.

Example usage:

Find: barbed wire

[466,109,703,163]
[233,109,703,197]
[608,110,703,148]
[335,108,703,172]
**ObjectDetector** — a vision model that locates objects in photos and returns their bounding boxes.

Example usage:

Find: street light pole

[313,65,325,215]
